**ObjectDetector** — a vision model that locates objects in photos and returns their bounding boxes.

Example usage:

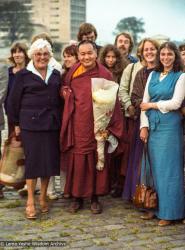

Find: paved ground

[0,186,185,250]
[1,125,185,250]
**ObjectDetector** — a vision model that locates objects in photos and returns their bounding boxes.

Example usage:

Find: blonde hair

[138,38,159,63]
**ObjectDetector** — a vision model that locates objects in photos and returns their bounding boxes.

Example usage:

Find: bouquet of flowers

[91,78,119,171]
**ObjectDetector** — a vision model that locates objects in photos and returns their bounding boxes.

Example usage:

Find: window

[50,29,59,32]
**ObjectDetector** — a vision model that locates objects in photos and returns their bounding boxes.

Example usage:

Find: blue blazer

[7,68,63,131]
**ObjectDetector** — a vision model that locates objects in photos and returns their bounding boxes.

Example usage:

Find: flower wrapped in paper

[91,78,119,171]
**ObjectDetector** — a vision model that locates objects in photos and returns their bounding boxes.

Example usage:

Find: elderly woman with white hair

[7,39,63,219]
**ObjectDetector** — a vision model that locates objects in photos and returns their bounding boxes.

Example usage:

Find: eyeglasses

[34,52,50,58]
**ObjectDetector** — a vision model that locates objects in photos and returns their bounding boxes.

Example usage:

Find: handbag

[0,133,25,189]
[133,143,158,209]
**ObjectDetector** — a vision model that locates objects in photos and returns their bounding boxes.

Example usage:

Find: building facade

[0,0,86,45]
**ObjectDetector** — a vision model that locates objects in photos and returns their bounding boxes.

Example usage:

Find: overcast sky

[86,0,185,44]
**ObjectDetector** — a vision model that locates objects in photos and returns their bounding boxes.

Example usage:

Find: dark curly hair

[179,43,185,52]
[155,42,183,72]
[99,44,127,83]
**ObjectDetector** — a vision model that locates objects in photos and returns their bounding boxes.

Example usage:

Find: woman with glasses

[8,39,63,219]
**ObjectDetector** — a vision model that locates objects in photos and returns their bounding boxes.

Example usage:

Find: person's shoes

[40,202,49,214]
[0,189,4,199]
[47,192,58,200]
[111,188,122,198]
[25,204,37,219]
[90,201,102,214]
[140,212,155,220]
[158,220,172,227]
[69,198,83,213]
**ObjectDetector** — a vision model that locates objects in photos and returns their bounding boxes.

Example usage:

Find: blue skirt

[21,130,60,179]
[145,111,185,220]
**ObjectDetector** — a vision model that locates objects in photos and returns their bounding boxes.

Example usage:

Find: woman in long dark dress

[123,38,159,200]
[8,39,63,219]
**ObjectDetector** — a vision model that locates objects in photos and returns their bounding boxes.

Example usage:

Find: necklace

[161,70,170,76]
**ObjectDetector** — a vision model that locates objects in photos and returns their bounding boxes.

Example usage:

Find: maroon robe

[60,62,124,198]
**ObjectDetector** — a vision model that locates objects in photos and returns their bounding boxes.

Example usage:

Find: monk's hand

[140,127,148,143]
[61,86,72,99]
[63,90,67,97]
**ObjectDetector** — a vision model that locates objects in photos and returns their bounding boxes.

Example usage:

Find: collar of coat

[26,60,54,84]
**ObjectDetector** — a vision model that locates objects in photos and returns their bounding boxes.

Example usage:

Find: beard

[118,45,128,55]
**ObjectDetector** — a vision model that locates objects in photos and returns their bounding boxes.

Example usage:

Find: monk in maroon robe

[60,40,123,214]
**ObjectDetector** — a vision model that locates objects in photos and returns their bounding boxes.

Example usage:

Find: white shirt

[49,57,62,73]
[27,57,62,76]
[140,72,185,128]
[27,60,53,84]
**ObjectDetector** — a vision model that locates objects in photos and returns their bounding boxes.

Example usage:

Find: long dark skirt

[123,119,144,200]
[110,117,135,191]
[21,130,60,179]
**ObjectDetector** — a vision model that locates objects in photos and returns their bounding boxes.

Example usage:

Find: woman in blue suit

[8,39,63,219]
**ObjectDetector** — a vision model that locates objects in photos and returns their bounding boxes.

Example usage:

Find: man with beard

[114,32,137,64]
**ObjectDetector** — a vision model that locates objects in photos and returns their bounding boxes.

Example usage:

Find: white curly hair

[28,38,53,58]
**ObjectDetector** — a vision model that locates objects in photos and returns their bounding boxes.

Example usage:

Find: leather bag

[133,144,158,209]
